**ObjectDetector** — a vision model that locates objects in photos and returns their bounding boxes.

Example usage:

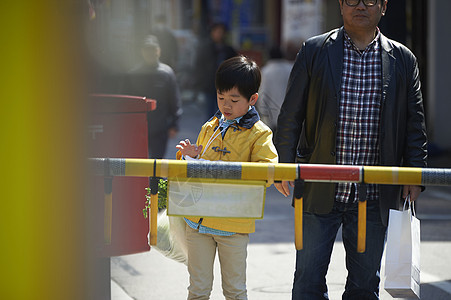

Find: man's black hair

[143,35,160,49]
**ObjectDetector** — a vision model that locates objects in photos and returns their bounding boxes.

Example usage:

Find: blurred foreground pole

[0,1,99,299]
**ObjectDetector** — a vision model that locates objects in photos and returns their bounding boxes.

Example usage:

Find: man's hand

[402,185,422,201]
[275,180,295,197]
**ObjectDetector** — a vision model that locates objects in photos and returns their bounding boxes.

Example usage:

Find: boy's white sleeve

[183,155,208,161]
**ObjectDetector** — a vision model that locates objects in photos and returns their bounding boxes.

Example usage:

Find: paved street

[111,101,451,299]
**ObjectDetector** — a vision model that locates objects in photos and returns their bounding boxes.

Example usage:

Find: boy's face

[217,87,257,120]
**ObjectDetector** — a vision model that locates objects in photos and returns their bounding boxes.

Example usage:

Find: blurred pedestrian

[122,35,182,159]
[151,14,179,70]
[256,45,294,132]
[275,0,427,298]
[194,22,238,118]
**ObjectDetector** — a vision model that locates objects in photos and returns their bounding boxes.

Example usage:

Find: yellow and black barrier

[90,158,451,251]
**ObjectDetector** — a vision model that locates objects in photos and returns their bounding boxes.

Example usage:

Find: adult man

[151,14,179,70]
[123,35,182,159]
[274,0,427,299]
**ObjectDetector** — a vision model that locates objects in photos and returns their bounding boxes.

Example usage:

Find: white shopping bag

[384,197,420,299]
[167,177,266,219]
[150,210,188,265]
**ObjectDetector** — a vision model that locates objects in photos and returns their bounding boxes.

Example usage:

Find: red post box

[88,94,156,257]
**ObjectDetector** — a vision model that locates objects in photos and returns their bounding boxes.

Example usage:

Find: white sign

[282,0,323,47]
[167,178,266,219]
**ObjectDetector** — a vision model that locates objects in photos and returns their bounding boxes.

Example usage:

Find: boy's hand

[176,139,203,158]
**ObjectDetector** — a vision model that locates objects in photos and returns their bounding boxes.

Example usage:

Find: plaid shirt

[335,29,382,203]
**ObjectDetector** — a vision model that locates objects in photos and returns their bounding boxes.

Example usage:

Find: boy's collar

[213,106,260,129]
[238,106,260,129]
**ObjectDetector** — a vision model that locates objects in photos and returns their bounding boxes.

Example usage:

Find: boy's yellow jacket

[176,107,278,233]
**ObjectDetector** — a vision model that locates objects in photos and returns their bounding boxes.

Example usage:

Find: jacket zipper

[197,218,203,228]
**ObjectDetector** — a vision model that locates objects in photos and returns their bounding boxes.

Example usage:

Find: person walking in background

[151,14,179,70]
[176,56,278,300]
[123,35,182,159]
[256,45,295,132]
[194,22,238,119]
[275,0,427,299]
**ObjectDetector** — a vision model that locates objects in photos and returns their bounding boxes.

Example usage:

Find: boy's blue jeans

[292,200,387,300]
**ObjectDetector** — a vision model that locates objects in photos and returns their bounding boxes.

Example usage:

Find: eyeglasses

[344,0,378,7]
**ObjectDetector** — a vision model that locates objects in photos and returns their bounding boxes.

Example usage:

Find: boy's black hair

[215,55,261,101]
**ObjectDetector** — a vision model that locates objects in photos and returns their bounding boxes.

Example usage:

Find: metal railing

[90,158,451,252]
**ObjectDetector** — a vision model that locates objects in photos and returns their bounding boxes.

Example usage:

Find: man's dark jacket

[275,27,427,226]
[123,62,182,135]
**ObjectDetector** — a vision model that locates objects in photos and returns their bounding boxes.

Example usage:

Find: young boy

[176,55,278,299]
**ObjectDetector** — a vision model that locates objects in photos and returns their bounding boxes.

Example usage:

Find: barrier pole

[293,177,304,250]
[103,158,113,245]
[294,197,303,250]
[103,179,113,245]
[92,158,451,186]
[149,193,158,246]
[90,158,451,252]
[149,177,159,246]
[357,200,367,253]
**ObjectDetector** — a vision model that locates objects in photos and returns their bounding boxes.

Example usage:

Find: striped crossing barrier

[91,158,451,252]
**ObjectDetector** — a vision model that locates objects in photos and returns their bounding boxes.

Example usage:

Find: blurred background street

[3,1,451,299]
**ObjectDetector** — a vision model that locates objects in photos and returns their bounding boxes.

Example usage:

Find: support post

[294,179,304,250]
[104,158,113,245]
[357,183,367,253]
[149,177,159,246]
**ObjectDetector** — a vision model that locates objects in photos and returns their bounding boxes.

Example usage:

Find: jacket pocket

[296,148,312,163]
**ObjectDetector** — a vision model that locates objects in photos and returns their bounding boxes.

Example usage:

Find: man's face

[141,46,160,64]
[339,0,387,32]
[211,26,225,43]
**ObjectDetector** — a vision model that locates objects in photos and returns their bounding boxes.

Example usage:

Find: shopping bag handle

[402,195,416,217]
